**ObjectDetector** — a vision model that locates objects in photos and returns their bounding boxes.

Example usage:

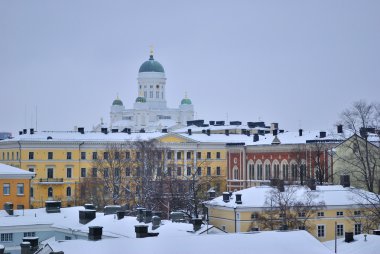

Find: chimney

[337,125,343,134]
[253,133,259,142]
[225,129,229,136]
[308,179,316,191]
[45,201,61,213]
[116,211,125,220]
[88,226,103,241]
[345,232,354,243]
[139,128,145,133]
[79,210,96,224]
[373,229,380,235]
[78,127,84,134]
[101,128,108,134]
[19,131,23,135]
[4,202,14,215]
[20,242,31,254]
[319,131,326,138]
[206,129,210,136]
[127,128,131,135]
[272,129,278,136]
[222,192,230,202]
[152,216,161,230]
[271,123,279,130]
[136,207,146,223]
[30,128,34,135]
[22,237,39,252]
[340,175,350,188]
[144,210,153,223]
[209,121,215,125]
[162,129,168,133]
[111,129,118,133]
[208,190,216,199]
[188,129,192,135]
[299,129,303,136]
[23,129,27,134]
[235,193,242,204]
[192,218,203,231]
[135,225,159,238]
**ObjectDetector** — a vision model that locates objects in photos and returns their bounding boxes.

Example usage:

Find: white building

[109,49,194,132]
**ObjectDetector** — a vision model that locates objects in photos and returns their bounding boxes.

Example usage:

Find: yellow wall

[0,178,31,209]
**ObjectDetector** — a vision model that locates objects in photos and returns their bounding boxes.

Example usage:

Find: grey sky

[1,0,379,135]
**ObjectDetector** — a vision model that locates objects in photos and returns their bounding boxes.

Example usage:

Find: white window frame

[336,224,344,237]
[317,224,325,238]
[0,233,13,242]
[17,183,24,195]
[3,183,10,195]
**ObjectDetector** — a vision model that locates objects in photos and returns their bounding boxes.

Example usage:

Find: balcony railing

[38,178,64,183]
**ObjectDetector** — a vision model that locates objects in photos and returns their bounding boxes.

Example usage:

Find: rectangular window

[177,152,181,160]
[92,168,97,177]
[17,183,24,195]
[187,167,191,176]
[65,236,72,240]
[81,168,86,177]
[216,152,221,159]
[317,225,325,238]
[104,168,109,178]
[197,152,201,159]
[156,91,159,98]
[187,152,191,159]
[354,210,361,216]
[207,152,211,159]
[355,224,362,235]
[23,232,36,237]
[167,152,172,160]
[16,152,19,160]
[3,183,10,195]
[177,167,181,176]
[197,167,202,176]
[103,152,109,160]
[150,91,153,98]
[47,168,54,178]
[115,168,120,177]
[29,152,34,160]
[216,166,221,176]
[317,211,324,217]
[92,152,97,160]
[48,152,53,160]
[81,152,86,160]
[115,152,120,160]
[167,167,172,176]
[66,168,72,178]
[0,233,13,242]
[66,152,72,160]
[336,211,343,216]
[337,224,344,237]
[126,151,130,160]
[207,167,211,176]
[135,152,140,160]
[298,212,306,218]
[126,168,131,176]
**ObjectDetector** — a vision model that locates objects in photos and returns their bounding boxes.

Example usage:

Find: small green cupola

[135,96,146,103]
[181,92,192,105]
[112,95,123,106]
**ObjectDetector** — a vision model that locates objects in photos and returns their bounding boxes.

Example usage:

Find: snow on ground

[324,234,380,254]
[48,230,333,254]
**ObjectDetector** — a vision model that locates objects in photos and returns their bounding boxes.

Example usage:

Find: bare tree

[256,185,325,231]
[336,100,380,192]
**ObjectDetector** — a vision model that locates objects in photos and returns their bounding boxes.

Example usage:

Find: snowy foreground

[324,234,380,254]
[48,231,332,254]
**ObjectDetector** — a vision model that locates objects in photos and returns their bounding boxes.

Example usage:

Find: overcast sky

[1,0,379,135]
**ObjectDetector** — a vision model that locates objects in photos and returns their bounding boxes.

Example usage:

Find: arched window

[248,160,254,180]
[272,160,280,178]
[256,160,263,180]
[264,160,271,180]
[48,187,53,198]
[290,161,297,181]
[233,166,239,180]
[66,187,71,197]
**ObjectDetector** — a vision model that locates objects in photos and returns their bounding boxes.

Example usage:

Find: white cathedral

[109,50,194,132]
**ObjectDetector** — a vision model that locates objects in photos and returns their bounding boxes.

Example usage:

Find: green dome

[138,55,165,73]
[181,98,192,105]
[112,99,123,106]
[135,96,146,103]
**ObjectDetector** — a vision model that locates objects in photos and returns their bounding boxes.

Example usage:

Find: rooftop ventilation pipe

[337,125,343,134]
[235,193,242,204]
[88,226,103,241]
[79,210,96,224]
[345,232,354,243]
[299,129,303,136]
[253,134,259,142]
[319,131,326,138]
[222,192,230,202]
[101,128,108,134]
[188,129,192,135]
[340,175,350,188]
[78,127,84,134]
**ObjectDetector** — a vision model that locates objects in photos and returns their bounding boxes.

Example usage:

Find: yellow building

[0,163,35,209]
[205,183,378,242]
[0,130,232,208]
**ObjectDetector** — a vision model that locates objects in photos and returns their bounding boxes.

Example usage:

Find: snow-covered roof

[48,230,332,254]
[324,234,380,254]
[206,185,378,209]
[0,163,35,179]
